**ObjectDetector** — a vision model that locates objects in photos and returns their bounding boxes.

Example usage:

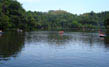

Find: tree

[0,14,10,30]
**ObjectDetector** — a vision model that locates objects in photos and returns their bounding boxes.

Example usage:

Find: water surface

[0,31,109,67]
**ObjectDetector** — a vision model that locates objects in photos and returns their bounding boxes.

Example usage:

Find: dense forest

[0,0,109,31]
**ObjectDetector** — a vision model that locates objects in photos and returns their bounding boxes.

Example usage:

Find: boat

[99,33,105,37]
[59,31,64,34]
[99,30,106,37]
[0,30,3,34]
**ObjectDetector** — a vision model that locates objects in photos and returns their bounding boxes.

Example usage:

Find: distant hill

[0,0,109,31]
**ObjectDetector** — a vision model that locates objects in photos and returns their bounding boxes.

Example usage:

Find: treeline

[105,18,109,35]
[0,0,109,31]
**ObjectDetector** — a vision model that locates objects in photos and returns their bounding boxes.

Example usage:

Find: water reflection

[104,36,109,48]
[0,33,3,37]
[25,31,109,49]
[0,31,109,67]
[105,18,109,47]
[0,32,25,61]
[47,33,72,47]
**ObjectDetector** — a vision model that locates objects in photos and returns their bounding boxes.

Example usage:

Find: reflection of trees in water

[67,32,103,47]
[25,32,108,49]
[25,31,71,46]
[47,32,109,49]
[25,31,49,44]
[47,33,72,47]
[0,32,25,61]
[104,37,109,48]
[79,32,109,48]
[104,18,109,48]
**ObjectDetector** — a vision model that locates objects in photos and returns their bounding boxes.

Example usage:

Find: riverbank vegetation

[0,0,109,31]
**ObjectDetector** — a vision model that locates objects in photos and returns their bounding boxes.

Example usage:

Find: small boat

[0,30,3,34]
[99,30,106,37]
[59,31,64,34]
[99,33,105,37]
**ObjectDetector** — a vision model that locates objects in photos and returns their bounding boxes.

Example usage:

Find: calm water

[0,31,109,67]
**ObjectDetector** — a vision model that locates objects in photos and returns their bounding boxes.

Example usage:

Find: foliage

[0,0,109,31]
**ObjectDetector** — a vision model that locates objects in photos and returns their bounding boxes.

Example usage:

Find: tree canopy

[0,0,109,31]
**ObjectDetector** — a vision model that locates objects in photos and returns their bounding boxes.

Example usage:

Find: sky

[17,0,109,14]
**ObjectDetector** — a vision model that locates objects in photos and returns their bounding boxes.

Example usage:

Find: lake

[0,31,109,67]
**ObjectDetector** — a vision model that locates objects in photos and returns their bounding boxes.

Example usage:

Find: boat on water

[59,31,64,34]
[99,30,106,37]
[99,33,106,37]
[0,30,3,34]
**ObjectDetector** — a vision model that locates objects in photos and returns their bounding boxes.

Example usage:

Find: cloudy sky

[17,0,109,14]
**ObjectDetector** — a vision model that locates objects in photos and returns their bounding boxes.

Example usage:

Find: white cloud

[18,0,41,3]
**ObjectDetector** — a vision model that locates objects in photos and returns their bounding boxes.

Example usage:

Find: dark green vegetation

[105,18,109,44]
[0,32,25,60]
[0,0,109,31]
[105,18,109,34]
